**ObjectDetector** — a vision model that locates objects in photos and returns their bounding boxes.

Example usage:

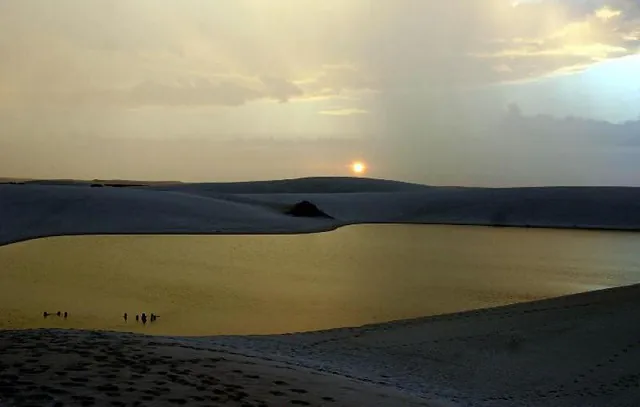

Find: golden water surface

[1,225,640,335]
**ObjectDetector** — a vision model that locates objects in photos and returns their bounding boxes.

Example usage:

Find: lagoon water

[1,225,640,335]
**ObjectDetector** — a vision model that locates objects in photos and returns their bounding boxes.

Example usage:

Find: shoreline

[3,282,636,338]
[2,220,640,249]
[2,283,640,406]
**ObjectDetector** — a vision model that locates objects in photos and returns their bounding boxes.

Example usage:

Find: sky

[1,0,639,186]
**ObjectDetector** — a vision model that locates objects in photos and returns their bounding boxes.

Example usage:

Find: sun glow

[351,161,366,175]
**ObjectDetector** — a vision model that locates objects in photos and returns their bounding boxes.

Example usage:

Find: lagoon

[1,224,639,335]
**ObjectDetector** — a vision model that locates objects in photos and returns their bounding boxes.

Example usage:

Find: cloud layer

[1,0,638,107]
[1,0,639,185]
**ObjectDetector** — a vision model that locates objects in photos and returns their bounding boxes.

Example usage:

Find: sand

[2,179,640,405]
[2,284,640,406]
[0,330,434,407]
[5,180,640,248]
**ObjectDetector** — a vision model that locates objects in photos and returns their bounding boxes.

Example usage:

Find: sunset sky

[1,1,639,185]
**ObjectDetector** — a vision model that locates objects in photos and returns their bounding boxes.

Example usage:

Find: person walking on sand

[56,311,61,317]
[123,312,128,322]
[64,312,68,319]
[141,313,147,324]
[43,312,49,318]
[135,314,139,322]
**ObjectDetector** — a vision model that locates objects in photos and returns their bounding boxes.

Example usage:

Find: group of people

[43,311,68,318]
[42,311,160,325]
[123,312,159,324]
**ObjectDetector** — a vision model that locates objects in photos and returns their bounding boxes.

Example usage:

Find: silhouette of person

[135,314,139,322]
[56,311,61,317]
[123,313,128,322]
[64,312,68,319]
[141,313,147,324]
[43,312,49,318]
[150,313,156,322]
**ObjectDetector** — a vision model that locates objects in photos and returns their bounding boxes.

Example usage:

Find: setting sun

[351,161,366,175]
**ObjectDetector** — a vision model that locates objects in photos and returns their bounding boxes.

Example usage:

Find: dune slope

[2,178,640,246]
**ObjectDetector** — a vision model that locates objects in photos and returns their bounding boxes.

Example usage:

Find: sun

[351,161,366,175]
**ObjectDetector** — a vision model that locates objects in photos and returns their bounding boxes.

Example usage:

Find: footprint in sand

[62,381,84,388]
[96,384,120,392]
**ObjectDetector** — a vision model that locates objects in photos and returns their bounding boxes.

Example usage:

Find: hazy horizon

[1,1,640,186]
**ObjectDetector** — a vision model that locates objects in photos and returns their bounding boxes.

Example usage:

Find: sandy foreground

[2,284,640,406]
[0,330,433,407]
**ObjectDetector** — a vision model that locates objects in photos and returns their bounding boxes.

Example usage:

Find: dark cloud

[11,77,304,108]
[127,80,258,107]
[260,76,304,103]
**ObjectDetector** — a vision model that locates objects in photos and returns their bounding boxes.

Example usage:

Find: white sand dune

[3,177,640,246]
[1,284,639,406]
[2,177,640,406]
[220,283,640,406]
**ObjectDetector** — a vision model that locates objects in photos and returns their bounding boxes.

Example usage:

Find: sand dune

[1,284,639,406]
[2,177,640,406]
[3,177,640,246]
[0,329,436,407]
[233,283,640,406]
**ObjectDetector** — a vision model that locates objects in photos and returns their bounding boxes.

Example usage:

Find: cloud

[318,108,369,116]
[4,76,303,108]
[0,0,638,111]
[2,0,640,186]
[4,114,640,186]
[595,5,622,20]
[473,3,639,81]
[260,76,304,103]
[125,76,302,107]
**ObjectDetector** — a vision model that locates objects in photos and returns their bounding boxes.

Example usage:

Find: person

[43,312,49,318]
[56,311,61,317]
[141,313,147,324]
[135,314,139,322]
[64,312,68,318]
[123,313,128,322]
[150,313,156,322]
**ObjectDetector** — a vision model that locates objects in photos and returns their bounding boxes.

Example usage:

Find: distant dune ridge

[2,177,640,246]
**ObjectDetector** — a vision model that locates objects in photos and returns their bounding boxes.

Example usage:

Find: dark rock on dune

[285,201,333,219]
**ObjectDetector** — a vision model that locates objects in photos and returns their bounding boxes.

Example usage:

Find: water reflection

[1,225,639,335]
